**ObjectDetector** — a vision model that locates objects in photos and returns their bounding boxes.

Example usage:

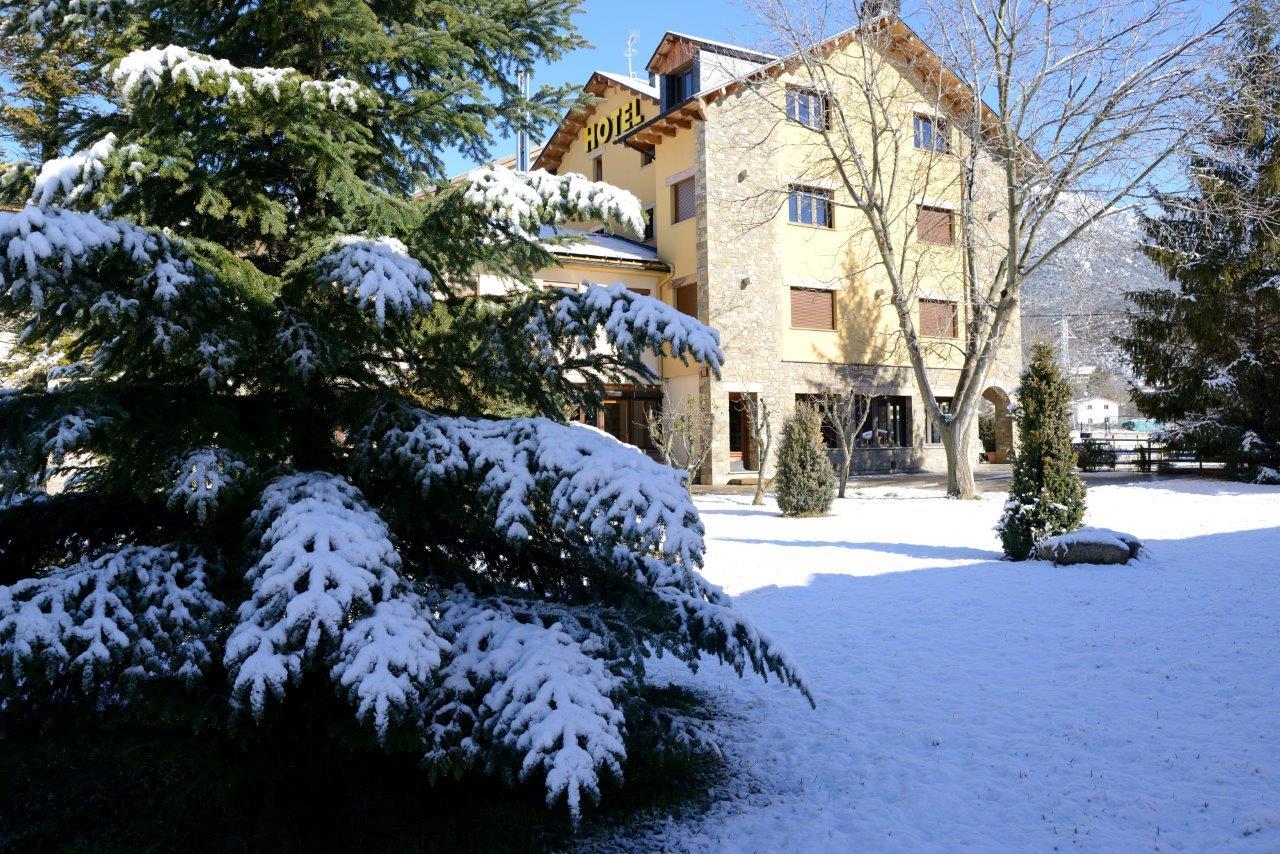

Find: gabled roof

[645,31,777,72]
[534,71,660,173]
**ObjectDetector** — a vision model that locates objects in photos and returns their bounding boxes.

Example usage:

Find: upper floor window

[639,144,656,167]
[664,63,696,108]
[919,298,958,337]
[913,113,949,153]
[786,87,829,130]
[672,176,696,223]
[789,287,836,330]
[592,156,603,182]
[788,185,834,229]
[917,205,955,245]
[643,206,655,242]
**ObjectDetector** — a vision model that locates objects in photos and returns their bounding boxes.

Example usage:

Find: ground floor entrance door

[728,393,753,471]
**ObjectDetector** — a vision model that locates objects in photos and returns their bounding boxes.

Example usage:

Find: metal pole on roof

[516,69,531,171]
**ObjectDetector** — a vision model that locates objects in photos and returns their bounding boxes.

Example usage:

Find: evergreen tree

[1120,0,1280,484]
[775,404,835,517]
[0,31,109,161]
[0,0,810,820]
[998,343,1087,560]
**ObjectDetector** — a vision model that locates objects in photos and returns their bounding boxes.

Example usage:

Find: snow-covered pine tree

[0,0,810,820]
[998,343,1087,560]
[1120,0,1280,485]
[774,404,835,517]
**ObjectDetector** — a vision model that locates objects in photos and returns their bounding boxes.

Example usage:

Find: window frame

[642,205,656,242]
[913,113,950,154]
[919,298,959,338]
[639,144,656,167]
[855,395,912,449]
[788,286,836,331]
[592,155,603,182]
[671,176,696,224]
[917,204,956,246]
[786,86,830,130]
[788,185,835,229]
[928,396,953,444]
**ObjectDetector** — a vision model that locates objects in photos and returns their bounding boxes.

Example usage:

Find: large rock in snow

[1036,527,1142,566]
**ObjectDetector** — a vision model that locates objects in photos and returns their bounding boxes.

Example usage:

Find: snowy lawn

[613,478,1280,851]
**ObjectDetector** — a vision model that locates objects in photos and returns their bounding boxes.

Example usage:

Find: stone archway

[981,386,1015,464]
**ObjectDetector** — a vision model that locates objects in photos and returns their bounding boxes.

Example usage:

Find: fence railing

[1072,433,1221,472]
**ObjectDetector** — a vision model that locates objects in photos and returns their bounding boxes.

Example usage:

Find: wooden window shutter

[919,299,958,337]
[673,177,696,223]
[789,288,835,329]
[918,206,955,245]
[675,283,698,318]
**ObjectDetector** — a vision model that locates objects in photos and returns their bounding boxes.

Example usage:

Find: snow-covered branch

[429,594,625,821]
[225,472,445,731]
[0,206,195,310]
[463,169,645,240]
[0,546,225,704]
[112,46,379,112]
[166,447,249,524]
[531,284,725,377]
[361,410,812,701]
[316,236,435,326]
[29,134,117,208]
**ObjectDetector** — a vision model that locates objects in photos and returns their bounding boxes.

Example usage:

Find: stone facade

[691,83,1022,485]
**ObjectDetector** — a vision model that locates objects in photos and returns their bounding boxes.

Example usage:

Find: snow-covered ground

[614,478,1280,851]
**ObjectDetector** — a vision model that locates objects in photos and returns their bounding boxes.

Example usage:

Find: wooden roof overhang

[695,16,1030,164]
[535,73,659,173]
[615,98,705,151]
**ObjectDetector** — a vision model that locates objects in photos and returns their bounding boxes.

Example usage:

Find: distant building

[1074,396,1121,430]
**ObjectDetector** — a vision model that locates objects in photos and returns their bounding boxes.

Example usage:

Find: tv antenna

[625,30,639,80]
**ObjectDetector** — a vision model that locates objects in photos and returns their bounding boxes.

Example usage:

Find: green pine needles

[997,343,1086,560]
[775,404,836,517]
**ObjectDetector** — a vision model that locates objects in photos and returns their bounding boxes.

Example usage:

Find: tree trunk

[837,450,851,498]
[943,421,977,499]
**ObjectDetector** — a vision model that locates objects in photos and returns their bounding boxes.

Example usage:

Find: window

[672,176,696,223]
[913,114,949,153]
[592,156,603,182]
[664,63,696,108]
[919,298,958,337]
[856,395,912,448]
[581,389,660,450]
[795,394,841,448]
[639,144,656,167]
[917,205,955,245]
[789,287,835,330]
[786,86,829,130]
[928,397,953,444]
[642,206,655,242]
[675,282,698,318]
[788,186,834,228]
[627,287,651,297]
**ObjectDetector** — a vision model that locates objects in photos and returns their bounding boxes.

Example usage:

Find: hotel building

[513,22,1022,484]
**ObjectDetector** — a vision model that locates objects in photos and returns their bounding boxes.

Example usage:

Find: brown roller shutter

[675,283,698,318]
[918,205,955,245]
[919,298,958,337]
[790,287,835,329]
[672,177,696,223]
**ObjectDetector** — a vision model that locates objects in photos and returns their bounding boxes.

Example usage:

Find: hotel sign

[584,97,645,152]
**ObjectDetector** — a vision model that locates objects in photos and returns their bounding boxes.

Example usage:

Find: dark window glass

[643,207,655,242]
[929,397,953,444]
[592,156,603,182]
[639,145,656,166]
[664,64,696,107]
[856,395,912,448]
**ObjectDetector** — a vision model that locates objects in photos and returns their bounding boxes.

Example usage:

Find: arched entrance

[980,386,1015,464]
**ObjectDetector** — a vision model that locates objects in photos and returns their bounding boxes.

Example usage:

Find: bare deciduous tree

[742,394,774,504]
[647,391,715,489]
[736,0,1225,497]
[813,390,876,498]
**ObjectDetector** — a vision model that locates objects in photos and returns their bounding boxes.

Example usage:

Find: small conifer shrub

[775,405,836,517]
[998,343,1087,559]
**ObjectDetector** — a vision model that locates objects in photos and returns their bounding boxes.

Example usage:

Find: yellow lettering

[585,123,596,151]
